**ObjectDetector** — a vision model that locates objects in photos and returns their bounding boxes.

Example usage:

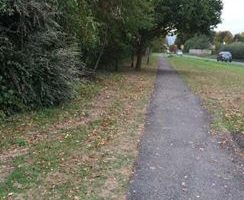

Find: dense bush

[0,0,79,115]
[0,0,223,116]
[220,42,244,59]
[184,34,210,52]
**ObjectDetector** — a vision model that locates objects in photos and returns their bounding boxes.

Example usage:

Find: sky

[167,0,244,45]
[215,0,244,34]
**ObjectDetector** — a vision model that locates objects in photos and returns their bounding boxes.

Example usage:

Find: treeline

[215,31,244,59]
[179,31,244,59]
[0,0,223,116]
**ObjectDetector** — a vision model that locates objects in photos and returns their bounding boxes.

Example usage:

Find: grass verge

[168,56,244,148]
[0,55,159,199]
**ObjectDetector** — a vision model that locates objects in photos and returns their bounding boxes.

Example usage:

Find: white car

[176,50,183,56]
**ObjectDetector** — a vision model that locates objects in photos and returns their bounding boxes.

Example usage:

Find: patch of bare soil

[0,148,29,162]
[0,164,15,183]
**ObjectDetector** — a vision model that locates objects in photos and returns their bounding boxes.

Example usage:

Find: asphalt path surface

[127,57,244,200]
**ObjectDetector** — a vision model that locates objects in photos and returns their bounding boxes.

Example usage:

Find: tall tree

[89,0,153,70]
[234,32,244,42]
[134,0,223,69]
[214,31,234,51]
[215,31,234,44]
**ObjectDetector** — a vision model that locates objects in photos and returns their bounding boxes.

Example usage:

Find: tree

[151,37,166,53]
[234,32,244,42]
[134,0,223,69]
[215,31,234,43]
[214,31,234,51]
[176,30,216,49]
[184,34,211,52]
[0,0,224,115]
[220,42,244,59]
[89,0,153,71]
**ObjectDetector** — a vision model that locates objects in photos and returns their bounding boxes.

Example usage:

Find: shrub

[184,34,210,52]
[0,0,79,115]
[220,42,244,59]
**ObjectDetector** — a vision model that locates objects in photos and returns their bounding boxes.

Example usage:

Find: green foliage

[132,0,223,69]
[184,34,210,52]
[234,32,244,42]
[220,42,244,59]
[87,0,153,69]
[0,0,224,115]
[214,31,234,51]
[175,0,223,35]
[151,37,165,52]
[0,0,79,115]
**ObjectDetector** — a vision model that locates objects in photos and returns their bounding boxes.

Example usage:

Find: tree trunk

[131,53,134,68]
[115,58,119,71]
[135,47,143,70]
[146,47,151,65]
[94,45,105,71]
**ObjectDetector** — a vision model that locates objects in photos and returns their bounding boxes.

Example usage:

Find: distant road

[182,54,244,66]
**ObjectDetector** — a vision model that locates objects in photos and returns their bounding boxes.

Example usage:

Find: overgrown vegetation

[0,0,223,116]
[0,0,79,115]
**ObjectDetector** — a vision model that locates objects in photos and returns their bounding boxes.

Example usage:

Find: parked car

[217,51,232,62]
[176,50,183,56]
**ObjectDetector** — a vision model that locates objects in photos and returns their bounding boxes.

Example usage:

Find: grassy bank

[0,55,159,199]
[168,56,243,141]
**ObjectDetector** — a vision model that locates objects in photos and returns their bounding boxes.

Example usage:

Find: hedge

[220,42,244,59]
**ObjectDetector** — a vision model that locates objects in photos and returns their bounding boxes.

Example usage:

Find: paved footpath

[127,57,244,200]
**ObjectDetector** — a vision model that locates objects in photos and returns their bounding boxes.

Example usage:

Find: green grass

[0,55,159,199]
[0,80,102,151]
[168,56,244,134]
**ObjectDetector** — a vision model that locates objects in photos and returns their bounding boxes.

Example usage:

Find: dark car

[217,51,232,62]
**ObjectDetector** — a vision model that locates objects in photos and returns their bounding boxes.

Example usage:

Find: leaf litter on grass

[169,57,244,151]
[0,55,159,199]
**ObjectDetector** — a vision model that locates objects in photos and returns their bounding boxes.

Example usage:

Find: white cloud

[216,0,244,34]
